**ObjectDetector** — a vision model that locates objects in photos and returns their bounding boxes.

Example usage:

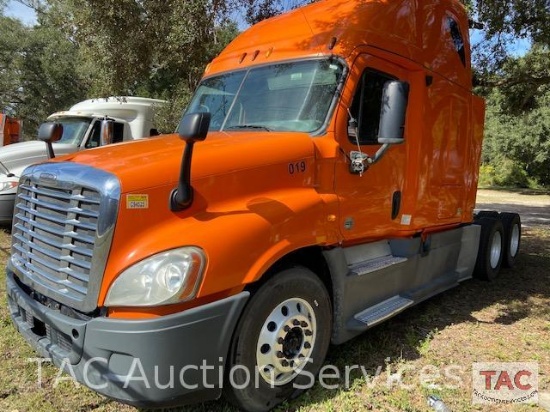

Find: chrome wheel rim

[490,231,502,269]
[256,297,316,386]
[510,224,520,257]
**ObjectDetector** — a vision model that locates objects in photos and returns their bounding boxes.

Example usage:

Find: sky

[4,0,37,25]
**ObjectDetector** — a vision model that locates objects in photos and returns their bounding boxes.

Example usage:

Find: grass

[0,191,549,411]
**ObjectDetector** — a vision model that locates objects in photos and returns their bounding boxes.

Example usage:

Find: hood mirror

[170,112,211,211]
[38,122,63,159]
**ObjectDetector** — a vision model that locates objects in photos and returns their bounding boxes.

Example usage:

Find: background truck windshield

[55,117,93,145]
[186,59,345,133]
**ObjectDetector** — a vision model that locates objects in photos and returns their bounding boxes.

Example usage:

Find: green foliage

[467,0,549,118]
[467,0,549,73]
[468,0,550,189]
[481,56,550,187]
[478,44,550,114]
[39,0,239,131]
[467,0,549,46]
[242,0,312,25]
[0,15,87,137]
[479,161,532,189]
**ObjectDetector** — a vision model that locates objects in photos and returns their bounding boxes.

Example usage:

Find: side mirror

[171,112,211,211]
[100,119,114,146]
[378,81,409,145]
[177,112,210,142]
[38,122,63,159]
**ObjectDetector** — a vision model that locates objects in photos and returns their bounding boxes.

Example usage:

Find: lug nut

[290,361,295,367]
[276,351,284,358]
[293,320,300,326]
[305,330,313,337]
[304,342,311,349]
[301,321,308,327]
[284,325,290,332]
[281,360,289,367]
[277,338,284,344]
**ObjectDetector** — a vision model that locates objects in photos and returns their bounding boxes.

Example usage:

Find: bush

[479,158,534,188]
[478,164,496,187]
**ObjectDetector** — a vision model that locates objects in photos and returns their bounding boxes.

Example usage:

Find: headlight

[105,247,206,307]
[0,181,18,192]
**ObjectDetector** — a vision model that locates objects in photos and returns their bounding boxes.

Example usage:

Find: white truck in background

[0,96,166,224]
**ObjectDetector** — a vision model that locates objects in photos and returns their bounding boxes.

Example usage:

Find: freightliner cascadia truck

[6,0,521,411]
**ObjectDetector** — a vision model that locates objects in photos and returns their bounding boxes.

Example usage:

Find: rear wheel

[473,217,505,281]
[500,212,521,268]
[224,267,332,412]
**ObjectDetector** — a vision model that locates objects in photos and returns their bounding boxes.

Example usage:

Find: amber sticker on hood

[127,194,149,209]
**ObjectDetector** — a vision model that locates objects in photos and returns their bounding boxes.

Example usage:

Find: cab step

[353,295,414,327]
[349,255,407,276]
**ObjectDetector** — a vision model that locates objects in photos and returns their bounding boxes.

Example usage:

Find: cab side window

[112,122,124,143]
[348,69,397,145]
[85,121,125,148]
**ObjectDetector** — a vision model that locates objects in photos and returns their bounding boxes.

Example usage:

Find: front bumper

[7,272,249,408]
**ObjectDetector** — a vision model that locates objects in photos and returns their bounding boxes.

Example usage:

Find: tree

[241,0,311,24]
[27,0,239,131]
[466,0,549,98]
[465,1,550,186]
[0,15,87,136]
[481,47,550,187]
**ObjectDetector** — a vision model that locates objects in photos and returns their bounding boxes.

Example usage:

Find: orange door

[333,54,414,243]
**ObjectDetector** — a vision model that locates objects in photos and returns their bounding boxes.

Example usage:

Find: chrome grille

[13,180,100,301]
[9,162,120,313]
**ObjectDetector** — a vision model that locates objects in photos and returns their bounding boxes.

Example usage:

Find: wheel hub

[282,327,304,358]
[256,298,317,386]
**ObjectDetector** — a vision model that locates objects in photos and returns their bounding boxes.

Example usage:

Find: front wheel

[224,267,332,412]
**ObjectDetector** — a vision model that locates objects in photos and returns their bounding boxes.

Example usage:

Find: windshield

[185,59,345,133]
[51,117,93,146]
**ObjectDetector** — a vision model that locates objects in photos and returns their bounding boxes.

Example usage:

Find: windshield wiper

[224,125,272,132]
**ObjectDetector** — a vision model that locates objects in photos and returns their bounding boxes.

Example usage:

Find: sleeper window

[447,16,466,66]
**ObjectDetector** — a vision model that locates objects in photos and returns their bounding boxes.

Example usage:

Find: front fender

[197,187,336,294]
[98,187,337,306]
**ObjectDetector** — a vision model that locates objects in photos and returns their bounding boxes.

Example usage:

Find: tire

[475,210,500,220]
[224,267,332,412]
[473,217,505,281]
[500,212,521,268]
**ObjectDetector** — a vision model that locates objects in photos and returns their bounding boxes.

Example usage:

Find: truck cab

[0,96,165,224]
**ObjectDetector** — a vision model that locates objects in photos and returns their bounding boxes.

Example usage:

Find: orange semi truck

[7,0,521,411]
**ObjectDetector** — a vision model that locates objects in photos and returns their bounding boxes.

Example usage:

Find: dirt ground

[476,189,550,227]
